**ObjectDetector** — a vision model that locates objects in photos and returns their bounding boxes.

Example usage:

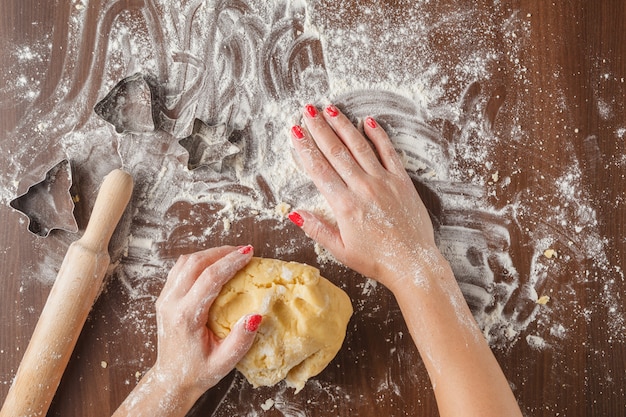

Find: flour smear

[1,0,624,414]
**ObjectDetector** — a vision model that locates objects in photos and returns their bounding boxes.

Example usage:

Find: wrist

[383,248,454,295]
[144,367,204,410]
[114,367,203,417]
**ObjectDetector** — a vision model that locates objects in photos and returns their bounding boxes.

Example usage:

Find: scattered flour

[1,0,624,415]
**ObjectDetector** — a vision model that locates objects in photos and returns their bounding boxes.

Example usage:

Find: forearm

[112,368,202,417]
[387,256,523,417]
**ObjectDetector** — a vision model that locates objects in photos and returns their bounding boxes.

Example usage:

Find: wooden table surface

[1,1,625,416]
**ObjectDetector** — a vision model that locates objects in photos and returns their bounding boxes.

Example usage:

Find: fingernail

[238,245,253,255]
[288,211,304,227]
[305,104,318,118]
[245,314,263,332]
[291,125,305,140]
[366,116,377,129]
[325,104,339,117]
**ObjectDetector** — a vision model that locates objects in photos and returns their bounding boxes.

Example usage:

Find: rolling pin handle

[80,169,133,250]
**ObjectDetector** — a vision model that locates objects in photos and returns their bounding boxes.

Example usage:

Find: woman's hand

[152,245,261,394]
[289,104,446,290]
[290,104,523,417]
[113,245,261,417]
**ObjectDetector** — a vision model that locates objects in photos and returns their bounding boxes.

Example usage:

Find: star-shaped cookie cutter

[178,118,240,172]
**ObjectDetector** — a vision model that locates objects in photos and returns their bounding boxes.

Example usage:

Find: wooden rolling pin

[0,168,133,417]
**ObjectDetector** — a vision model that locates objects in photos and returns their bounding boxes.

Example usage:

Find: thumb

[288,210,345,257]
[212,314,261,375]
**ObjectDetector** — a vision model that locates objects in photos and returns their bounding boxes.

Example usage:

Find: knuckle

[172,254,190,270]
[204,263,223,281]
[200,265,230,292]
[309,158,330,177]
[329,144,347,159]
[187,252,204,265]
[155,292,171,310]
[383,147,400,161]
[300,148,327,175]
[307,222,324,242]
[352,139,372,155]
[204,271,226,292]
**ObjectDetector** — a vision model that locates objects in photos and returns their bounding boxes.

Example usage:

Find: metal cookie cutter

[10,159,79,237]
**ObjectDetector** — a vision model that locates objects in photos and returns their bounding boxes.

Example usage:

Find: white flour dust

[1,0,624,414]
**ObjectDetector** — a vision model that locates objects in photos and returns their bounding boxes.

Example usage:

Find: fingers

[161,246,236,299]
[189,245,254,322]
[300,104,368,181]
[289,210,346,262]
[158,245,254,327]
[288,210,346,261]
[291,124,348,201]
[210,314,261,379]
[321,105,387,175]
[293,104,404,182]
[362,116,408,177]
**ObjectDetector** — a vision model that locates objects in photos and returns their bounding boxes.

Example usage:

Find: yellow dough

[208,257,353,392]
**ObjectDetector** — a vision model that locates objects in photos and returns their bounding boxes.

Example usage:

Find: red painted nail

[291,125,305,140]
[366,116,377,129]
[288,211,304,227]
[245,314,263,332]
[325,105,339,117]
[238,245,253,255]
[305,104,318,118]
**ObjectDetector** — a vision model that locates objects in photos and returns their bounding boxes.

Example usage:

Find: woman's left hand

[113,245,262,417]
[152,245,261,395]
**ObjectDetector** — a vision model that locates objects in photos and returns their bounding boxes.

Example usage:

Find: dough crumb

[100,361,108,369]
[260,398,275,411]
[536,295,551,305]
[526,334,549,350]
[275,202,291,217]
[543,248,557,259]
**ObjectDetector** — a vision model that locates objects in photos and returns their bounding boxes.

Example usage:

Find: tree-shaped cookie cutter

[10,159,78,237]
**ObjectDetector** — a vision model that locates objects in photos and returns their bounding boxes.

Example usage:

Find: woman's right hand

[290,104,523,417]
[289,104,448,291]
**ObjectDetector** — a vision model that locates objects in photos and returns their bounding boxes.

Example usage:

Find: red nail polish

[238,245,253,255]
[291,125,305,140]
[288,211,304,227]
[366,117,377,129]
[325,105,339,117]
[305,104,318,118]
[245,314,263,332]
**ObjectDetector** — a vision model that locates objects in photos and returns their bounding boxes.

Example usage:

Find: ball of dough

[208,257,353,392]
